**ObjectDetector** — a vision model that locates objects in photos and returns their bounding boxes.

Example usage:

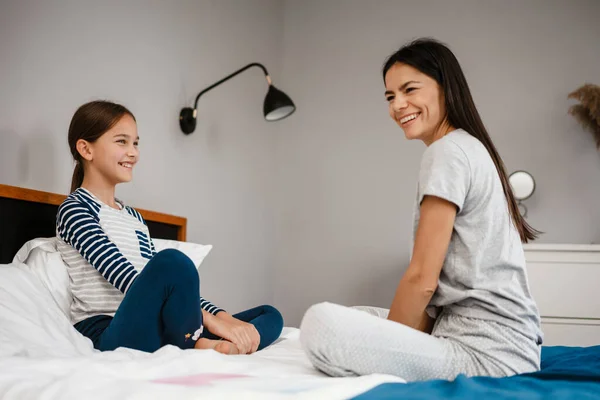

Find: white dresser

[523,243,600,347]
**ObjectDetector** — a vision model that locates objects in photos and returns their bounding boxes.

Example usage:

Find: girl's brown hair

[68,101,135,193]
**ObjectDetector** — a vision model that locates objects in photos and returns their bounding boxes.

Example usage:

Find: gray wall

[1,0,599,328]
[274,0,600,326]
[0,0,284,313]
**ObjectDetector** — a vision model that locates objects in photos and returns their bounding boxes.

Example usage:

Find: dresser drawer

[523,244,600,319]
[541,317,600,347]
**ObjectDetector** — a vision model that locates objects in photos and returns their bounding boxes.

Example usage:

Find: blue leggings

[74,249,284,353]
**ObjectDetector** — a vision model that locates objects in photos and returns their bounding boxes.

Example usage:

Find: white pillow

[152,238,213,270]
[10,237,212,319]
[13,237,72,319]
[0,262,94,357]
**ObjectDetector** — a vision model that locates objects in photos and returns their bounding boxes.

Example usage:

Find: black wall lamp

[179,62,296,134]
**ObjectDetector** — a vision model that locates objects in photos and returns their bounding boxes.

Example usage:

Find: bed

[356,344,600,399]
[0,184,401,399]
[1,184,599,399]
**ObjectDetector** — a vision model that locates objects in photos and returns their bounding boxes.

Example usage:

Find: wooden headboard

[0,184,187,264]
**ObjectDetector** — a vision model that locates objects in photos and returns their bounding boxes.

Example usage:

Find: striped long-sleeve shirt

[56,187,223,324]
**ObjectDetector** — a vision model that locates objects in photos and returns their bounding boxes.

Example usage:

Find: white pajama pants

[299,302,540,382]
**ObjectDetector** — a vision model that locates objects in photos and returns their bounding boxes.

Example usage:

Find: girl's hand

[208,312,260,354]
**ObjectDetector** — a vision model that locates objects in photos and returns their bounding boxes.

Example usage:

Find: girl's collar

[77,187,124,211]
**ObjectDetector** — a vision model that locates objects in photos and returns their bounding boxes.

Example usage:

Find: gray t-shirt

[414,129,543,344]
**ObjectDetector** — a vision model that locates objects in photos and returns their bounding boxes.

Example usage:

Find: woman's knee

[300,302,341,352]
[302,302,341,326]
[300,303,361,377]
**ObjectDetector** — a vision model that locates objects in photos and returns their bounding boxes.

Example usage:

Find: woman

[300,38,543,382]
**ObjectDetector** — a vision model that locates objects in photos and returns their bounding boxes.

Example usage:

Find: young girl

[56,100,283,354]
[300,38,543,381]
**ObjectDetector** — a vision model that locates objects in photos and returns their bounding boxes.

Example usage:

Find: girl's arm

[387,195,457,332]
[202,309,260,354]
[200,298,224,315]
[57,199,139,294]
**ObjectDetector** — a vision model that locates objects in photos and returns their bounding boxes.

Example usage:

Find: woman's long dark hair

[68,101,135,193]
[383,38,539,242]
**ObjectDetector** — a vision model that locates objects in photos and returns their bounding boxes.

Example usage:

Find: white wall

[0,0,284,313]
[274,0,600,326]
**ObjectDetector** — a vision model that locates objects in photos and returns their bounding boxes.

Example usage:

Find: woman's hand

[204,312,260,354]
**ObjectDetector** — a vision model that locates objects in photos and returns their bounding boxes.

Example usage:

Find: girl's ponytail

[70,161,84,193]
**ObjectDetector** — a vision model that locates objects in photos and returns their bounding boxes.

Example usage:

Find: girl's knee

[146,249,199,283]
[261,304,283,321]
[262,305,283,323]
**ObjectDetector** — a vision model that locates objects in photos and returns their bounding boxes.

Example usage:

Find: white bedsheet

[0,260,404,399]
[0,328,403,400]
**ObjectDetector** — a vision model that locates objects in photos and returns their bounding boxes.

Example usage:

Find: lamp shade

[264,85,296,121]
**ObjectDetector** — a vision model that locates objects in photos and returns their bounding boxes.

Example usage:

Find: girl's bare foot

[194,338,239,355]
[214,340,239,355]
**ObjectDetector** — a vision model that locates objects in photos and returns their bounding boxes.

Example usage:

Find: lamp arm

[193,63,270,110]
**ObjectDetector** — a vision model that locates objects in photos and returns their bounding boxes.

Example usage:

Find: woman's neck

[423,120,456,147]
[80,175,118,209]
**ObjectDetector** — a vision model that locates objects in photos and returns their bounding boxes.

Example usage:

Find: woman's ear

[76,139,93,162]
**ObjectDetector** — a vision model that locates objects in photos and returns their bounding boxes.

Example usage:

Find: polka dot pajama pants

[299,302,540,382]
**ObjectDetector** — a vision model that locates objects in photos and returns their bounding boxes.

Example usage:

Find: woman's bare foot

[194,338,239,355]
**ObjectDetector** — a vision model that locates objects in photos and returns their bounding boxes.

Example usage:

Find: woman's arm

[387,195,457,332]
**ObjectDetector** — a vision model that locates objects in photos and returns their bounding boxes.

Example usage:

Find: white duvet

[0,240,403,400]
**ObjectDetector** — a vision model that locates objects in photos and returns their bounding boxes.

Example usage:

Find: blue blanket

[354,346,600,399]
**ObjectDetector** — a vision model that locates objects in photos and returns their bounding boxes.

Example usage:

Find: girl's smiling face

[79,114,139,186]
